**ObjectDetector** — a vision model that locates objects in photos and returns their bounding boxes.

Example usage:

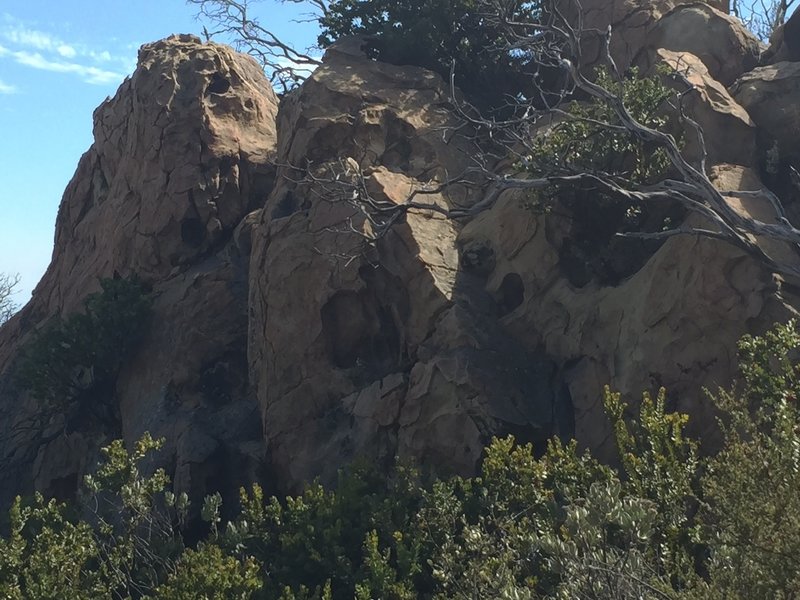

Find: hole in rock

[320,289,403,376]
[557,188,683,287]
[497,273,524,317]
[205,73,231,95]
[181,218,206,248]
[271,191,297,219]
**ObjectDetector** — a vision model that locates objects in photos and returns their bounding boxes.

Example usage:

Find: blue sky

[0,1,319,304]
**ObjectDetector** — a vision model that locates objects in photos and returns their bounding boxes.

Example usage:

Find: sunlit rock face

[0,34,278,507]
[247,40,571,491]
[2,0,800,507]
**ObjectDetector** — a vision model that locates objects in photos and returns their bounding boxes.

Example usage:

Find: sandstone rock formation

[636,48,756,167]
[248,41,570,488]
[0,34,278,505]
[576,0,731,71]
[3,0,800,506]
[731,61,800,165]
[761,7,800,64]
[645,3,762,85]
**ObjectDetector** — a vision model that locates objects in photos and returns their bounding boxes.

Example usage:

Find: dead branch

[188,0,325,92]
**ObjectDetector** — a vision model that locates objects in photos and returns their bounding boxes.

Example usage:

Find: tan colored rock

[761,8,800,64]
[644,3,762,85]
[573,1,735,71]
[731,62,800,165]
[638,49,756,167]
[460,166,798,458]
[710,164,800,266]
[0,34,278,506]
[248,47,570,490]
[574,0,682,71]
[37,34,278,313]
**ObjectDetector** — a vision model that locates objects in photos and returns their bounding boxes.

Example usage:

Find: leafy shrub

[5,322,800,598]
[696,321,800,598]
[526,67,676,184]
[319,0,545,109]
[15,276,152,425]
[522,67,684,286]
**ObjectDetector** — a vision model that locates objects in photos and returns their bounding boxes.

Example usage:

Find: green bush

[526,67,676,184]
[319,0,545,109]
[15,276,152,425]
[695,321,800,598]
[5,322,800,598]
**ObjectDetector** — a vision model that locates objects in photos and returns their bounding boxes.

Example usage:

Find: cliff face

[2,1,800,502]
[0,34,278,504]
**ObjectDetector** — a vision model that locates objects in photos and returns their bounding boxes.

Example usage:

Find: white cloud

[11,50,123,85]
[56,44,76,58]
[0,20,132,86]
[0,78,16,94]
[88,49,112,62]
[4,26,56,51]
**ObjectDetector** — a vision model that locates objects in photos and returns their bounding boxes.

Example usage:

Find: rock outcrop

[731,61,800,164]
[761,7,800,64]
[3,0,800,505]
[644,3,762,85]
[0,34,278,505]
[576,0,732,71]
[636,48,756,167]
[248,41,570,489]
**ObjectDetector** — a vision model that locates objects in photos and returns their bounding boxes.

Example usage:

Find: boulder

[644,2,762,85]
[571,0,729,71]
[0,34,278,506]
[637,48,756,167]
[574,0,681,71]
[761,7,800,64]
[730,61,800,164]
[459,163,798,458]
[248,41,571,490]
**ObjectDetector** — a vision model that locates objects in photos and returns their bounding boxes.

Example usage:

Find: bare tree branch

[0,273,19,326]
[187,0,325,92]
[192,0,800,279]
[732,0,797,40]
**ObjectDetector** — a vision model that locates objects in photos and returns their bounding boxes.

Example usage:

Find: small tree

[15,276,152,428]
[318,0,545,108]
[0,273,20,326]
[697,321,800,598]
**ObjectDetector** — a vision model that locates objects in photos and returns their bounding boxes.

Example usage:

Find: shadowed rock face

[643,2,762,86]
[2,0,800,507]
[247,42,572,491]
[0,34,278,507]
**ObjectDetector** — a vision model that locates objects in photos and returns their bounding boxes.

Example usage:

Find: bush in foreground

[3,322,800,598]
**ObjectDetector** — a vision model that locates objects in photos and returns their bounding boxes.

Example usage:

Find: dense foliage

[4,321,800,597]
[15,277,152,426]
[319,0,546,108]
[527,67,676,184]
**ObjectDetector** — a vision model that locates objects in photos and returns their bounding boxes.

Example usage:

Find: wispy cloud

[0,78,17,94]
[0,17,132,86]
[11,50,123,85]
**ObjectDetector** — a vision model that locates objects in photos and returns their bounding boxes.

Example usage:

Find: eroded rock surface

[644,3,762,85]
[0,34,278,506]
[731,61,800,164]
[248,42,571,489]
[3,0,800,508]
[637,48,756,167]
